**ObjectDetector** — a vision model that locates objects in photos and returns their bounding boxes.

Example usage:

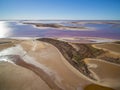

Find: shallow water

[0,20,120,39]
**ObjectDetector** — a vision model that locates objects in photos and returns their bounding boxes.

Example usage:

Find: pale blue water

[0,20,120,39]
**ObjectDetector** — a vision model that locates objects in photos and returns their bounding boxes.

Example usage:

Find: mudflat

[0,38,119,90]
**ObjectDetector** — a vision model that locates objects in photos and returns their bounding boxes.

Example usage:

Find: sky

[0,0,120,20]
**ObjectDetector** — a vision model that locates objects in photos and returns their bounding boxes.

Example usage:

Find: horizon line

[0,19,120,21]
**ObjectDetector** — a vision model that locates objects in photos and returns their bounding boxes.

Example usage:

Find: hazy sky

[0,0,120,20]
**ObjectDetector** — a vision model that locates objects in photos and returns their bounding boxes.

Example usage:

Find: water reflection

[0,21,12,38]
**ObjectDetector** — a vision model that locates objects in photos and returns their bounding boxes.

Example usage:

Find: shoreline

[23,22,95,31]
[1,36,119,43]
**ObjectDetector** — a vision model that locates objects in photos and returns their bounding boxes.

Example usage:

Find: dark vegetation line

[38,38,105,80]
[99,56,120,64]
[0,41,11,44]
[38,38,120,80]
[114,41,120,44]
